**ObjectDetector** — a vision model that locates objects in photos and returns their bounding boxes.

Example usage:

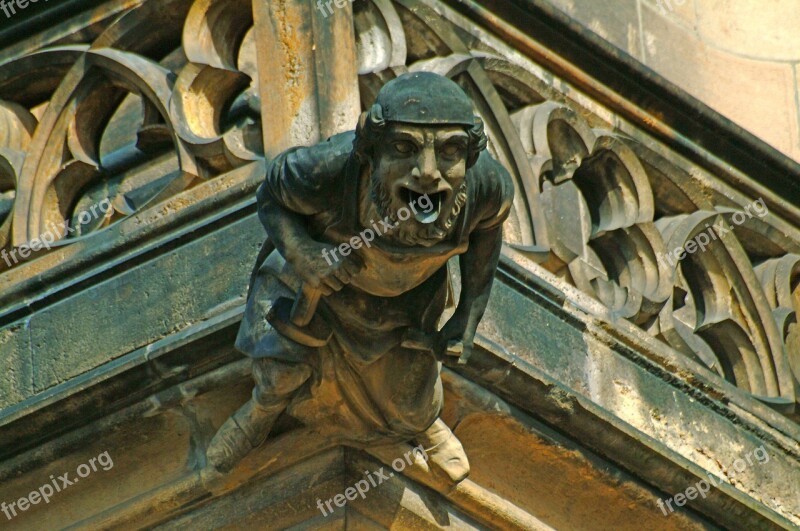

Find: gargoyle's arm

[257,187,318,266]
[256,182,363,294]
[255,132,355,265]
[440,224,503,356]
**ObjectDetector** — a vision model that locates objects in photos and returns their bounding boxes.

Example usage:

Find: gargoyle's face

[369,123,469,247]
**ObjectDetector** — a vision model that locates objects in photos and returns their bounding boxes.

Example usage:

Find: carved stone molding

[0,0,798,416]
[0,1,798,528]
[0,0,261,252]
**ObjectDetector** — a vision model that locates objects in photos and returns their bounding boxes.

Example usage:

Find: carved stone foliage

[508,101,800,411]
[1,0,797,412]
[0,0,261,253]
[349,0,800,412]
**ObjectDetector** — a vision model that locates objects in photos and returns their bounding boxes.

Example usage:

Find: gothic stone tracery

[0,0,797,417]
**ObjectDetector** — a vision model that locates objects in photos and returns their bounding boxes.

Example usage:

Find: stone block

[26,215,263,395]
[641,8,800,159]
[0,322,31,410]
[549,0,643,60]
[695,0,800,61]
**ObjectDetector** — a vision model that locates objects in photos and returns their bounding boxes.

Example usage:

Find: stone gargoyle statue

[206,72,514,483]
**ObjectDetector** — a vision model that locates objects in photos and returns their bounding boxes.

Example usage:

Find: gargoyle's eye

[439,143,463,158]
[393,141,416,155]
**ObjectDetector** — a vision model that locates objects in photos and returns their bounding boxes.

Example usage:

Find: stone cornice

[0,1,798,526]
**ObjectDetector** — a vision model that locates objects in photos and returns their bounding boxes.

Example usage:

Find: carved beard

[369,171,468,247]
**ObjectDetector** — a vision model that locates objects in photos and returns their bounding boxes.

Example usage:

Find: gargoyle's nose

[411,146,441,186]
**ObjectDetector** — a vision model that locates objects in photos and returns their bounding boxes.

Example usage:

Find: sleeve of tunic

[256,131,355,215]
[470,152,515,232]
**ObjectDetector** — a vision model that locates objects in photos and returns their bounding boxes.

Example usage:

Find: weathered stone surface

[643,0,696,24]
[547,0,642,59]
[253,0,360,154]
[0,409,196,529]
[0,0,798,528]
[484,257,800,492]
[0,324,31,409]
[0,214,263,398]
[165,449,348,529]
[641,5,800,159]
[550,0,800,161]
[694,0,800,61]
[346,452,485,528]
[456,413,707,530]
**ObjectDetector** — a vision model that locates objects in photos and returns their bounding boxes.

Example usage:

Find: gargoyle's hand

[290,242,364,296]
[400,327,468,365]
[437,315,475,365]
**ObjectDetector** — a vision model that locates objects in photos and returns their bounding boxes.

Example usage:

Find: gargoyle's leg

[206,358,311,472]
[415,417,470,483]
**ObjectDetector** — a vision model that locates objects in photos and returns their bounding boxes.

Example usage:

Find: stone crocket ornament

[206,72,514,483]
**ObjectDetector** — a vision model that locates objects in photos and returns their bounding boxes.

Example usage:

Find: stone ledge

[1,321,796,527]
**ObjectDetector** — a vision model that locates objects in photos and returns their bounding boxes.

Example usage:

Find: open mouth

[400,188,446,224]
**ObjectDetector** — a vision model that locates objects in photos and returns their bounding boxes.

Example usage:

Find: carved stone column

[252,0,360,155]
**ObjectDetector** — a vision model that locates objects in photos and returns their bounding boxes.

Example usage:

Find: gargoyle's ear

[466,114,488,168]
[354,104,385,165]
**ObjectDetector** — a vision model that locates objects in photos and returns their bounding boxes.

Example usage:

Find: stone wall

[0,0,798,528]
[547,0,800,161]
